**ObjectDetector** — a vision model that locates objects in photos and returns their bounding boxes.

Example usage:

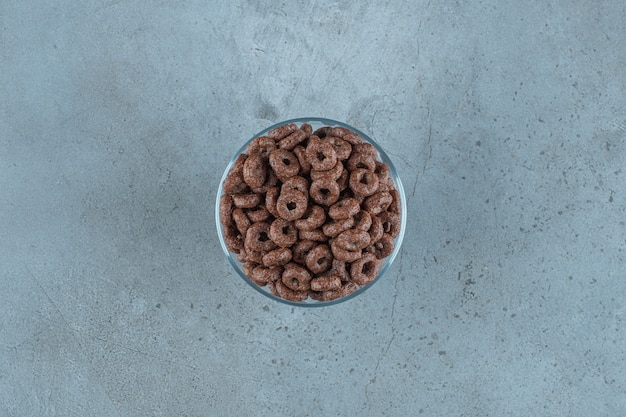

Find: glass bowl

[215,117,407,306]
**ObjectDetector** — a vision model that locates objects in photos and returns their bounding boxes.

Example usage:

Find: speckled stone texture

[1,1,625,416]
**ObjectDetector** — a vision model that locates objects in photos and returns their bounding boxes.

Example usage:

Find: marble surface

[1,1,625,415]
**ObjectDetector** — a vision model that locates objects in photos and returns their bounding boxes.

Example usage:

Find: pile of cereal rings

[219,121,402,303]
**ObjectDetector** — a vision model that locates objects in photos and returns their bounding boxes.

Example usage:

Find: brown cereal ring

[242,261,258,278]
[322,217,355,238]
[293,145,311,175]
[276,189,308,221]
[337,168,349,191]
[304,244,333,274]
[347,152,377,172]
[232,193,263,209]
[223,223,244,253]
[312,126,331,138]
[265,186,280,218]
[378,211,401,238]
[244,221,276,252]
[269,148,300,180]
[331,258,350,281]
[250,265,283,286]
[294,205,326,231]
[327,136,352,160]
[306,140,337,171]
[219,194,233,226]
[310,274,342,292]
[299,228,327,242]
[271,279,308,302]
[246,205,271,223]
[268,123,298,140]
[363,191,393,215]
[310,160,343,181]
[374,160,390,181]
[350,252,381,285]
[242,153,267,188]
[223,154,249,194]
[282,262,311,291]
[262,247,292,267]
[328,197,360,220]
[330,240,362,262]
[251,169,278,194]
[310,177,340,206]
[335,229,371,251]
[321,281,360,301]
[232,208,251,235]
[329,127,363,145]
[387,189,402,215]
[300,123,313,137]
[281,175,309,199]
[349,168,380,196]
[237,246,264,264]
[366,233,395,259]
[353,210,372,231]
[368,214,384,244]
[269,219,298,248]
[278,128,307,150]
[247,136,275,159]
[292,239,316,265]
[353,143,378,158]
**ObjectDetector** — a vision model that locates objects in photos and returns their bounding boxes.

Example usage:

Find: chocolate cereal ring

[320,281,360,301]
[349,168,379,196]
[353,143,378,158]
[329,197,360,220]
[232,193,262,209]
[310,160,343,181]
[329,127,363,145]
[350,252,381,285]
[363,191,393,215]
[223,154,249,194]
[292,240,316,264]
[299,228,327,242]
[251,265,283,286]
[306,140,337,171]
[335,229,371,252]
[262,247,293,267]
[265,186,280,218]
[282,263,312,292]
[246,205,271,223]
[268,123,298,140]
[219,194,233,226]
[347,152,377,172]
[353,210,372,232]
[223,223,244,253]
[244,221,276,252]
[276,189,308,221]
[243,154,267,188]
[294,205,326,231]
[310,274,342,292]
[232,208,251,235]
[281,176,309,199]
[247,136,275,159]
[378,211,401,238]
[330,258,350,282]
[250,169,278,194]
[269,219,298,248]
[327,136,352,160]
[322,217,354,238]
[271,279,308,302]
[269,148,300,180]
[293,145,311,175]
[278,128,307,150]
[366,233,394,259]
[368,214,384,244]
[300,123,312,137]
[330,240,362,262]
[310,177,340,206]
[305,244,333,274]
[388,189,402,215]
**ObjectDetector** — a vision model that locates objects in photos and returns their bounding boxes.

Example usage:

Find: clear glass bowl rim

[215,117,407,307]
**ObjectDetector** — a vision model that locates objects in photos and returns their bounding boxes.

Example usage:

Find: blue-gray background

[1,1,625,416]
